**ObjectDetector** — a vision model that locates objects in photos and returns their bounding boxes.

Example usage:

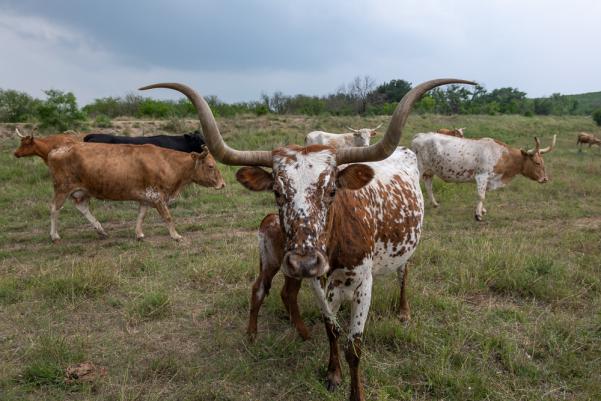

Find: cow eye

[328,188,337,198]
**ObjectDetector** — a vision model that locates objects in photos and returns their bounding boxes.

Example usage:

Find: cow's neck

[493,146,524,184]
[33,138,53,163]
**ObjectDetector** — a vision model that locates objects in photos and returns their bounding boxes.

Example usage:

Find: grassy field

[1,114,600,401]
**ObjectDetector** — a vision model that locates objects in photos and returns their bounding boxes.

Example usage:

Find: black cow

[84,130,205,153]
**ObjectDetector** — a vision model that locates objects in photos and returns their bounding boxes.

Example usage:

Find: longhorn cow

[140,78,476,401]
[305,125,382,148]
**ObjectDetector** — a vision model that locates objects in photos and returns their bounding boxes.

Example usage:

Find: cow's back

[329,148,423,276]
[411,133,503,182]
[48,143,187,201]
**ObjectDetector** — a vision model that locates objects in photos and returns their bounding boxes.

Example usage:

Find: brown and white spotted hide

[411,132,553,221]
[46,142,225,242]
[238,146,423,398]
[304,129,376,148]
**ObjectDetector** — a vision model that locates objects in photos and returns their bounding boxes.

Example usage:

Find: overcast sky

[1,0,599,104]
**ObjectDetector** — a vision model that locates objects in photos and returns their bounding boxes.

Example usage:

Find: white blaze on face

[272,148,337,253]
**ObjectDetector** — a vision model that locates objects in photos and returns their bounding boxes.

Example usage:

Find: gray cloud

[0,0,599,104]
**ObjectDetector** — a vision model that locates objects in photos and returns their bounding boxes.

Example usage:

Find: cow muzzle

[283,251,327,278]
[538,176,548,183]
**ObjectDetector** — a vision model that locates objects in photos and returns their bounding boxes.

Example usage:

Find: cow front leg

[310,278,343,391]
[474,174,488,221]
[135,204,149,240]
[155,201,182,241]
[73,197,108,238]
[397,264,410,322]
[50,192,68,242]
[423,174,439,207]
[346,272,373,401]
[281,276,309,340]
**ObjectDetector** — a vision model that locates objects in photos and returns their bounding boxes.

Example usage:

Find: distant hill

[560,91,601,114]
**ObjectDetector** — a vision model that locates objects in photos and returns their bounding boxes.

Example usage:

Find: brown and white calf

[577,132,601,151]
[437,127,465,137]
[411,132,556,221]
[141,78,475,401]
[304,124,382,148]
[46,142,225,242]
[13,128,81,163]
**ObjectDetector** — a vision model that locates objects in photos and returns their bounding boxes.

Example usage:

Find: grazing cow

[305,124,382,148]
[411,133,556,221]
[437,127,465,137]
[13,128,80,163]
[577,132,601,151]
[83,130,205,153]
[141,78,475,401]
[46,143,225,242]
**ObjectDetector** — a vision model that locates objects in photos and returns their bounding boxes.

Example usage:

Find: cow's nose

[284,252,325,278]
[539,176,548,183]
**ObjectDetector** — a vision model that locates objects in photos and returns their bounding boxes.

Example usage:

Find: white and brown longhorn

[411,133,556,220]
[140,78,476,401]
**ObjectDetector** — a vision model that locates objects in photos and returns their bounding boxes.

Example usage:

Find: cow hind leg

[72,195,107,238]
[50,192,69,242]
[135,204,149,240]
[155,201,182,241]
[474,174,488,221]
[247,254,280,342]
[423,174,439,208]
[281,276,309,340]
[397,264,410,322]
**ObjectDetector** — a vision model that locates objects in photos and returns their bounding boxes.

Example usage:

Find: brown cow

[141,78,475,401]
[46,142,225,242]
[437,127,465,137]
[13,128,80,163]
[577,132,601,151]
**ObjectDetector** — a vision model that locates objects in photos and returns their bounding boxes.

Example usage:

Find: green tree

[592,108,601,126]
[375,79,412,103]
[36,89,86,131]
[0,89,38,122]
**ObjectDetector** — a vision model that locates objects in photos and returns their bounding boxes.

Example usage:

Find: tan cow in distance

[46,142,225,242]
[437,127,465,137]
[304,124,382,148]
[577,132,601,151]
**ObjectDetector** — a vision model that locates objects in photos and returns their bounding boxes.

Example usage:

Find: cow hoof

[171,234,183,242]
[432,202,439,208]
[297,326,310,341]
[51,238,61,244]
[475,214,483,222]
[136,235,145,241]
[325,377,340,392]
[398,311,411,323]
[247,331,257,343]
[98,231,109,239]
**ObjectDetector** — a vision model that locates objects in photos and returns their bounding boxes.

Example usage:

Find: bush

[94,114,112,128]
[0,89,39,122]
[36,89,86,131]
[592,108,601,126]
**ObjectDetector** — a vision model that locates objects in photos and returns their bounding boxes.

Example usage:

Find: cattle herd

[9,78,598,400]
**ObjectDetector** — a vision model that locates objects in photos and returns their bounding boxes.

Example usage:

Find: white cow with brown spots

[305,125,382,148]
[141,78,475,401]
[411,132,556,221]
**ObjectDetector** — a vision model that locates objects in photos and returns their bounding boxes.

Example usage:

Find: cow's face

[520,150,548,183]
[236,145,373,278]
[352,129,377,147]
[13,136,35,158]
[191,150,225,189]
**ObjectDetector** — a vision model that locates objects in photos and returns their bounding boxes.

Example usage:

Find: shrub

[592,108,601,126]
[94,114,112,128]
[36,89,86,131]
[0,89,38,122]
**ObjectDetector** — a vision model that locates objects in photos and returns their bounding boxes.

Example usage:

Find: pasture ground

[1,114,600,401]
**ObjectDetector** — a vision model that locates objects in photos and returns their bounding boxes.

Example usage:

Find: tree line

[1,76,600,132]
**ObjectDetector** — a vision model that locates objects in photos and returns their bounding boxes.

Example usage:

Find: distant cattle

[13,128,80,163]
[83,130,205,153]
[437,127,465,137]
[577,132,601,151]
[46,143,224,242]
[304,124,382,148]
[411,132,556,221]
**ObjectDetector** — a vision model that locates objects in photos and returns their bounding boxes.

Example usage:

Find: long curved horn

[373,123,383,131]
[346,126,359,133]
[139,83,272,167]
[15,128,25,138]
[527,137,541,155]
[336,79,477,165]
[539,134,556,154]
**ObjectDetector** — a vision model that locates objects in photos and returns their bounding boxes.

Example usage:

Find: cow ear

[236,167,273,191]
[336,164,374,190]
[370,130,377,137]
[191,147,209,161]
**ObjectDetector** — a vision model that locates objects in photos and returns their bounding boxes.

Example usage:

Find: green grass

[1,114,600,400]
